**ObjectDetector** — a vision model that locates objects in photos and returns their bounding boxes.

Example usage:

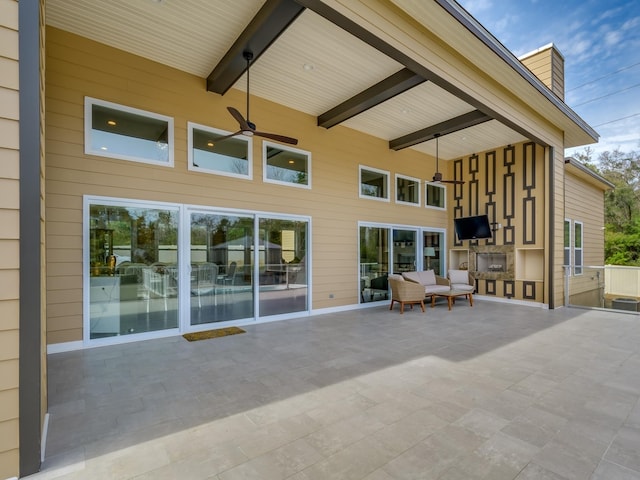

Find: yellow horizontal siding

[46,26,454,342]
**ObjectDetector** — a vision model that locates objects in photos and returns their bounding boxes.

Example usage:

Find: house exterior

[563,157,614,306]
[3,0,607,477]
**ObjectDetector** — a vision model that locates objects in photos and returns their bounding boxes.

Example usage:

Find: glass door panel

[258,217,308,317]
[359,226,390,303]
[189,213,254,325]
[423,231,445,275]
[393,229,417,273]
[88,203,179,339]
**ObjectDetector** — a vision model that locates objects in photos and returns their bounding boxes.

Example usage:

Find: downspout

[548,146,555,308]
[19,0,43,474]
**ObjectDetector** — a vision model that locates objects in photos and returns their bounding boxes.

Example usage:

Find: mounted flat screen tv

[454,214,492,241]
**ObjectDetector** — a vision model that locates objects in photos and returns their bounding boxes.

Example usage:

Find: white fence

[566,265,640,312]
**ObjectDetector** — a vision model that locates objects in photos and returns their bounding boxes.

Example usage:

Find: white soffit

[343,81,475,140]
[45,0,535,156]
[46,0,264,77]
[234,9,403,116]
[411,120,529,160]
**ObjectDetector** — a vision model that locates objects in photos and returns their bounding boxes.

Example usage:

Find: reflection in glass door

[87,202,179,339]
[359,226,390,303]
[189,212,254,325]
[258,217,308,317]
[423,230,445,275]
[393,229,417,274]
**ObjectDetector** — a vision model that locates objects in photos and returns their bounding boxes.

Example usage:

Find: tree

[572,147,640,265]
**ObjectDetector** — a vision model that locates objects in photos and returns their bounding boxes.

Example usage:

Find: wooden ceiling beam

[207,0,305,95]
[389,110,492,150]
[317,68,426,128]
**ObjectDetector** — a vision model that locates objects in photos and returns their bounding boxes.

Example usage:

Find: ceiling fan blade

[223,51,298,146]
[227,106,251,130]
[441,179,465,185]
[213,131,244,143]
[254,131,299,145]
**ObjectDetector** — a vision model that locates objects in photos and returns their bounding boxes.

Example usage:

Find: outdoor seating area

[402,270,451,295]
[34,302,640,480]
[388,274,426,313]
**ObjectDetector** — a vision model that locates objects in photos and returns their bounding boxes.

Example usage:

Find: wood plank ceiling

[46,0,534,162]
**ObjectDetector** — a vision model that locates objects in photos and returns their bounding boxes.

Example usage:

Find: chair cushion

[388,274,404,282]
[425,284,451,294]
[449,270,469,285]
[451,283,474,292]
[402,271,421,284]
[403,270,437,286]
[418,269,437,286]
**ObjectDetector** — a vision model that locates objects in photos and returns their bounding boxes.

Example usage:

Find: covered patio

[31,301,640,479]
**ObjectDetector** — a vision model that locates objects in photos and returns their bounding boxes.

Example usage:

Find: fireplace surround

[469,245,514,280]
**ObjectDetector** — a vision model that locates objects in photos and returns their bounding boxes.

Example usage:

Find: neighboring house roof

[564,157,615,190]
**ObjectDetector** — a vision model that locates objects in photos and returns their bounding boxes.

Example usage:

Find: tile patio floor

[27,300,640,479]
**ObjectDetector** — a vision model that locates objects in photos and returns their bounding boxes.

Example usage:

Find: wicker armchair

[388,274,426,314]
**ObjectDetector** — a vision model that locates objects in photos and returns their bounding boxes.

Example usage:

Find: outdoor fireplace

[469,245,514,280]
[477,253,507,273]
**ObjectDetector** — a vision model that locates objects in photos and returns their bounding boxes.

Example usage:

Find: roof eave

[433,0,599,147]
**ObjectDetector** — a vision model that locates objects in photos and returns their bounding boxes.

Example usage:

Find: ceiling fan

[216,50,298,146]
[432,133,464,184]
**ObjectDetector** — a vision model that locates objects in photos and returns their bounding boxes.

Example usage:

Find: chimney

[519,43,565,101]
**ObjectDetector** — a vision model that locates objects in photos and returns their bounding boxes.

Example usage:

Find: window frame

[564,218,572,274]
[187,122,253,180]
[395,173,421,207]
[425,181,447,210]
[359,165,390,202]
[262,141,312,189]
[84,96,174,167]
[574,220,583,276]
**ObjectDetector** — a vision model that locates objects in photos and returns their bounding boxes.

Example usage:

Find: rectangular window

[574,221,583,275]
[564,219,571,272]
[85,97,173,166]
[188,122,252,179]
[263,142,311,188]
[425,182,446,209]
[360,166,389,201]
[396,174,420,206]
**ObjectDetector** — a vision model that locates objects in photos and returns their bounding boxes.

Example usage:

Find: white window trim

[359,165,390,202]
[564,218,572,276]
[395,173,421,207]
[84,96,174,167]
[187,122,253,180]
[574,220,584,276]
[83,195,312,348]
[425,180,447,210]
[262,141,312,189]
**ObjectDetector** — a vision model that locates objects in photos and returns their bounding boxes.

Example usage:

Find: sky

[457,0,640,160]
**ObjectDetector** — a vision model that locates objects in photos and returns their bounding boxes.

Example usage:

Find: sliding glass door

[360,225,390,303]
[258,217,308,317]
[359,223,446,304]
[393,228,417,273]
[86,198,310,343]
[423,230,445,276]
[189,212,254,325]
[87,201,179,339]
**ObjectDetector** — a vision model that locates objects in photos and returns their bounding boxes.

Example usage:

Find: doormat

[183,327,246,342]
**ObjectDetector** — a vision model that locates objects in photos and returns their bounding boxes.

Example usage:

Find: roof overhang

[565,157,614,190]
[45,0,599,159]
